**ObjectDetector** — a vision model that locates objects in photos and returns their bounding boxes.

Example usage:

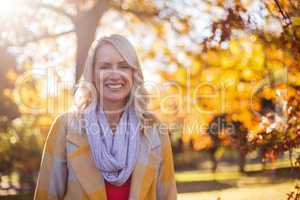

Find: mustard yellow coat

[34,112,177,200]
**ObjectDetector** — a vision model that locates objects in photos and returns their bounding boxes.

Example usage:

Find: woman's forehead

[95,43,125,63]
[96,60,128,65]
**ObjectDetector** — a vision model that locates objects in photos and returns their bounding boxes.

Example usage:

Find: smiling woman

[34,34,178,200]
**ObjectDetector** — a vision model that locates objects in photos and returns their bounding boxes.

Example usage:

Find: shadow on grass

[244,167,300,179]
[177,180,236,193]
[177,167,300,193]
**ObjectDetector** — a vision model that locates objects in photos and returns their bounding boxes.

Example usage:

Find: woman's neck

[100,100,127,133]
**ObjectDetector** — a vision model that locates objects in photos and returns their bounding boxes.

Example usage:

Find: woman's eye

[119,65,131,69]
[98,65,110,70]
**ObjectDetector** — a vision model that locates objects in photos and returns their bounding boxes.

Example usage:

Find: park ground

[0,160,299,200]
[176,160,300,200]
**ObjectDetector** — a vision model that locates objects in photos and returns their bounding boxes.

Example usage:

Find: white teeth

[106,84,123,89]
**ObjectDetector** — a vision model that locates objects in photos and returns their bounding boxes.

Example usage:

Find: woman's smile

[105,83,125,90]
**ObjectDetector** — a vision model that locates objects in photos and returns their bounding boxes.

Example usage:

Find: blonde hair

[72,34,157,130]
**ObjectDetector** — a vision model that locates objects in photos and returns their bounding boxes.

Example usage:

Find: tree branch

[108,1,159,19]
[273,0,292,26]
[36,3,75,23]
[18,29,75,46]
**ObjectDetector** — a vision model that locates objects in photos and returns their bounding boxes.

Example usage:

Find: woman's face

[94,43,134,108]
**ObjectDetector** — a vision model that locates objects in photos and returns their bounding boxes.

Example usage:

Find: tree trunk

[74,1,109,82]
[0,46,20,130]
[239,151,246,173]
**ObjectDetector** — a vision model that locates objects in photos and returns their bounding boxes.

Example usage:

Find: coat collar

[65,114,161,200]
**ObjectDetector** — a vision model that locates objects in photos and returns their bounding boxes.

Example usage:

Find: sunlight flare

[0,0,20,17]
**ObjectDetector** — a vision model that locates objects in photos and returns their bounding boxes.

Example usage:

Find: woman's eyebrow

[118,61,128,64]
[96,61,112,65]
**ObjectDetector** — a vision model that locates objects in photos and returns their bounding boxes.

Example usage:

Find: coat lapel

[66,131,107,200]
[129,125,161,200]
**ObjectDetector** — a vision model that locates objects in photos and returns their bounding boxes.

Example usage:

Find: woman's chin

[103,95,129,104]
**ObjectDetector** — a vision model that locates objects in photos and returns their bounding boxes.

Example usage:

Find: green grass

[176,171,242,182]
[175,160,293,183]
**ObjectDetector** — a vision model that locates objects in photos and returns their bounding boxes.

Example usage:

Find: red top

[105,177,131,200]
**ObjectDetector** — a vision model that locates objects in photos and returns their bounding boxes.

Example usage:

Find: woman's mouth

[105,83,124,90]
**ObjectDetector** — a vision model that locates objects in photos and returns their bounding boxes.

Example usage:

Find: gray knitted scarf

[84,105,140,186]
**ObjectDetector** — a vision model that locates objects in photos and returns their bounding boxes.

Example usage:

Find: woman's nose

[108,68,122,79]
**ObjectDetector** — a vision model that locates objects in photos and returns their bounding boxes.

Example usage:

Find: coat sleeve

[34,114,68,200]
[157,129,178,200]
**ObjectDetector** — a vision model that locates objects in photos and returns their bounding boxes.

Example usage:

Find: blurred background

[0,0,300,199]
